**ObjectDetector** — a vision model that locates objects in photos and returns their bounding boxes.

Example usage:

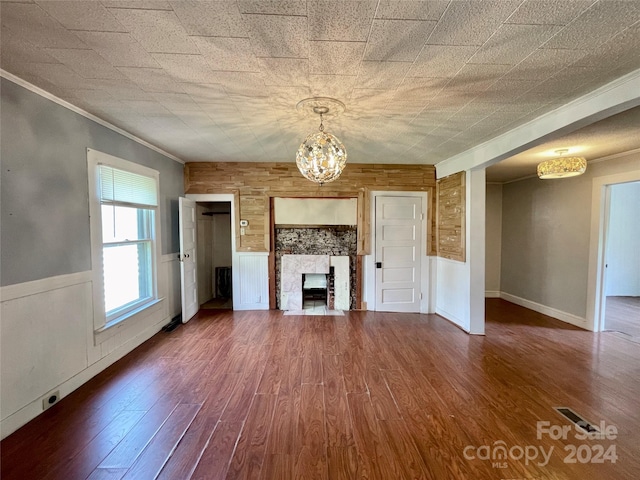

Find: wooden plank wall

[185,162,437,254]
[436,171,466,262]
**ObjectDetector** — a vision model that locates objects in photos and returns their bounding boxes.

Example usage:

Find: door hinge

[421,213,424,220]
[420,292,423,300]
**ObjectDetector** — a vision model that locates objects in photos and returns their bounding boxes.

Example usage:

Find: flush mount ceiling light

[537,149,587,179]
[295,97,347,186]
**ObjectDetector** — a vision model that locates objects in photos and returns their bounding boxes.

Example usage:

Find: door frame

[364,191,431,313]
[587,169,640,331]
[186,194,238,311]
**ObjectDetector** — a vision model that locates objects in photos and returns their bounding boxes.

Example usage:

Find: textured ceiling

[487,105,640,182]
[1,0,640,169]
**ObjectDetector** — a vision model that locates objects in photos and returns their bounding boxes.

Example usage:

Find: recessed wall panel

[382,203,416,220]
[382,224,415,241]
[382,245,416,263]
[382,267,415,283]
[381,289,414,303]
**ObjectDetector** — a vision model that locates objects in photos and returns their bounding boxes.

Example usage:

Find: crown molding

[588,146,640,165]
[1,69,185,165]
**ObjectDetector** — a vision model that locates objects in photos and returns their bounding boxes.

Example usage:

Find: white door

[179,197,198,323]
[375,196,422,312]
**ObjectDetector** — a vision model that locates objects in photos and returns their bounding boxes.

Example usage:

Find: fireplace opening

[301,269,337,311]
[302,273,328,309]
[303,273,327,300]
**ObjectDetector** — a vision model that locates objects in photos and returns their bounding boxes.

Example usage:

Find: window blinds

[99,165,158,208]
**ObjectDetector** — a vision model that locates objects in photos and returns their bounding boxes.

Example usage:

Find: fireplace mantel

[280,254,349,311]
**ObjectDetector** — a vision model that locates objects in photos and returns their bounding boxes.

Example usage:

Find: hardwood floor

[605,296,640,338]
[2,299,640,479]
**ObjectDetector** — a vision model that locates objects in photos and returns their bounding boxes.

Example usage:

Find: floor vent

[555,407,599,433]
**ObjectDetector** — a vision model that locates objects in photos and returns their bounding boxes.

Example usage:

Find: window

[88,150,161,332]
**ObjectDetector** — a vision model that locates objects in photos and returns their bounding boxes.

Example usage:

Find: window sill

[94,298,164,345]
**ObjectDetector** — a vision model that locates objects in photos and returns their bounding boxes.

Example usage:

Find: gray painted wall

[1,78,184,286]
[501,153,640,318]
[485,183,502,293]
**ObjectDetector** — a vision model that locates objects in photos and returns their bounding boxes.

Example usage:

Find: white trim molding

[87,149,164,336]
[586,167,640,332]
[435,307,470,333]
[436,68,640,178]
[0,70,184,165]
[500,292,588,329]
[364,191,431,314]
[185,194,241,311]
[0,271,92,302]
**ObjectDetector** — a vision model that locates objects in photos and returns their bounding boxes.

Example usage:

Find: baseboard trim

[485,290,501,298]
[499,292,588,329]
[1,315,167,439]
[233,304,269,311]
[435,308,470,333]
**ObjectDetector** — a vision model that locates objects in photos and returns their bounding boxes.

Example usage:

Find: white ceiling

[2,0,640,175]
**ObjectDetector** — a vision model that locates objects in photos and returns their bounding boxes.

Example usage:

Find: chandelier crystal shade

[295,99,347,186]
[537,149,587,179]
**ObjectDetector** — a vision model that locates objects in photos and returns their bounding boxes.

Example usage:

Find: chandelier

[537,149,587,179]
[295,98,347,186]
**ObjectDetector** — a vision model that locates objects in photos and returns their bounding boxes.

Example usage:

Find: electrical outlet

[42,390,61,410]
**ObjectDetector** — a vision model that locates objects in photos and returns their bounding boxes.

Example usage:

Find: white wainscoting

[0,253,181,439]
[1,274,92,424]
[435,257,470,332]
[161,253,182,321]
[234,253,269,310]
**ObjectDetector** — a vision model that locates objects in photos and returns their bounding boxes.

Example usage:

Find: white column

[468,168,486,334]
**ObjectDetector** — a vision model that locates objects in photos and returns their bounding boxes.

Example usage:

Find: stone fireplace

[275,226,357,310]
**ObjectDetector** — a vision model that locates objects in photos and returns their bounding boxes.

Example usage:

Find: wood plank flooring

[605,296,640,338]
[2,299,640,479]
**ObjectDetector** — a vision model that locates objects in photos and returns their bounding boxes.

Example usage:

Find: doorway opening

[588,169,640,334]
[197,202,233,311]
[602,181,640,339]
[181,194,238,323]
